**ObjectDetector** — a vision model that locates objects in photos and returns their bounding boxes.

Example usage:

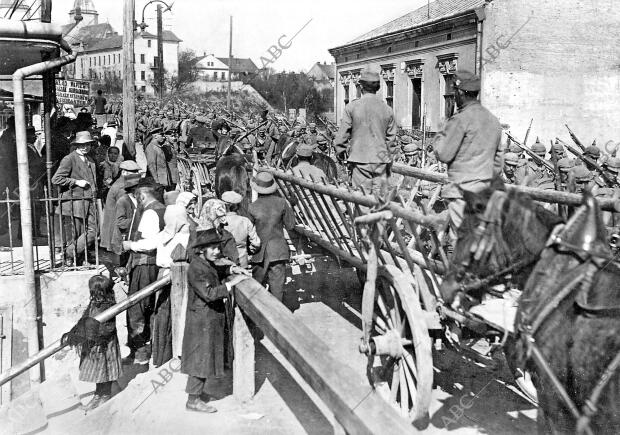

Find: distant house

[194,54,259,81]
[307,62,335,90]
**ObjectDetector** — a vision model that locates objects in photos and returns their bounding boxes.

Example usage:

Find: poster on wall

[55,79,91,108]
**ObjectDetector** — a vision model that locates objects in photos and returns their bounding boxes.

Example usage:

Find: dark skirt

[151,284,173,367]
[79,337,122,383]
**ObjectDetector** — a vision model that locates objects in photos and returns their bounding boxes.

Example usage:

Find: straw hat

[251,171,277,194]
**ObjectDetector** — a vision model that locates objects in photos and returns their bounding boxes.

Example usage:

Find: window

[344,56,348,62]
[386,82,394,108]
[108,55,111,64]
[411,78,422,129]
[148,40,152,48]
[447,33,452,41]
[141,54,145,64]
[415,41,420,48]
[141,86,146,92]
[343,84,350,106]
[89,57,92,67]
[443,74,456,118]
[154,56,159,66]
[356,53,360,59]
[141,71,145,80]
[214,71,218,79]
[387,46,392,53]
[99,56,101,65]
[222,72,226,80]
[133,53,135,63]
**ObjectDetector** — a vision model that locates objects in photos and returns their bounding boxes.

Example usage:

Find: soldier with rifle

[559,138,618,188]
[522,139,555,189]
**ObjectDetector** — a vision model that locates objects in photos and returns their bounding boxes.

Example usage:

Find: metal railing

[0,187,101,275]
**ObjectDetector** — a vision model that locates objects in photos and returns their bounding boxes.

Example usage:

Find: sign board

[55,79,90,108]
[297,108,307,122]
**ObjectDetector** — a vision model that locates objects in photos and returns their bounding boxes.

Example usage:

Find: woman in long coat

[180,229,249,413]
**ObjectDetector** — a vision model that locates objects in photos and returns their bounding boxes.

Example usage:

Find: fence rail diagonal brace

[234,278,416,435]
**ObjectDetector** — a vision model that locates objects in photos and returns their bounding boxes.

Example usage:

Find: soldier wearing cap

[551,140,567,160]
[334,65,397,195]
[502,152,520,184]
[523,138,554,188]
[433,70,503,247]
[572,165,595,195]
[557,157,576,189]
[291,144,328,182]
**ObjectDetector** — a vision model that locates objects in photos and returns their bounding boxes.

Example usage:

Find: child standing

[62,275,122,412]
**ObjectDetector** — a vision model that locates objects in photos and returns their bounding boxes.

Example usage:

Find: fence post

[170,249,189,358]
[233,305,254,402]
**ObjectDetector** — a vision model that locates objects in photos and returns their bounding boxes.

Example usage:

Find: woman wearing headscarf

[151,192,196,367]
[189,198,239,265]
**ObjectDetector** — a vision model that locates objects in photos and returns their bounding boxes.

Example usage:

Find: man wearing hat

[291,144,328,182]
[502,152,520,184]
[122,178,166,364]
[249,171,295,305]
[572,165,596,195]
[52,131,99,265]
[181,228,250,413]
[522,139,554,188]
[433,70,503,247]
[221,191,260,267]
[333,65,398,195]
[101,160,142,253]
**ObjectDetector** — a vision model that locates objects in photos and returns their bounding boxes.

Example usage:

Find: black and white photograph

[0,0,618,433]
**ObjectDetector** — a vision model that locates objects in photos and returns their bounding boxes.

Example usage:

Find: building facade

[194,54,258,82]
[62,0,181,95]
[330,0,620,145]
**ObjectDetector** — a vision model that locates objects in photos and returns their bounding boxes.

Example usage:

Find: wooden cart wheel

[364,264,433,427]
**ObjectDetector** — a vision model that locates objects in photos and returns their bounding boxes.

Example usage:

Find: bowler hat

[191,228,223,250]
[221,190,243,204]
[454,70,480,92]
[71,131,96,145]
[123,173,142,190]
[251,171,277,194]
[360,66,381,82]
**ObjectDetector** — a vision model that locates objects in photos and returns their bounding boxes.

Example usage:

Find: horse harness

[517,223,620,435]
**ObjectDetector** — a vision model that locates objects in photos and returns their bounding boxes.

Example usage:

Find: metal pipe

[0,275,171,388]
[0,18,62,40]
[12,42,77,385]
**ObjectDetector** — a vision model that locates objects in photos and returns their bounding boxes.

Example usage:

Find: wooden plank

[233,307,254,402]
[234,279,417,435]
[170,261,188,358]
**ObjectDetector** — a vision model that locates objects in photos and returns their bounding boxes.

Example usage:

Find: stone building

[329,0,620,145]
[194,54,258,82]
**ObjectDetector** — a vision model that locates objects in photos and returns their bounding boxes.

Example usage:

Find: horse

[443,183,620,433]
[214,153,250,213]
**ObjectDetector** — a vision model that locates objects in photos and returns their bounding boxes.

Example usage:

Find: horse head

[441,179,563,304]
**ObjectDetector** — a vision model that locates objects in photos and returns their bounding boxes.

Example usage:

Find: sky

[52,0,430,72]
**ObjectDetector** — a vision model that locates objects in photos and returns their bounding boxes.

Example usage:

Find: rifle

[233,120,267,146]
[505,132,554,172]
[565,124,586,152]
[523,118,533,146]
[220,115,248,132]
[557,138,617,187]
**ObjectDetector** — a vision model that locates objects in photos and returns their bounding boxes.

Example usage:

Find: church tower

[69,0,99,26]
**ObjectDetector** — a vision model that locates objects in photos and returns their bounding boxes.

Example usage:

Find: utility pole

[157,4,164,99]
[227,15,232,109]
[123,0,136,156]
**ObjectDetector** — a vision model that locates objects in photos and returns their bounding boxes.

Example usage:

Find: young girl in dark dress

[62,275,122,412]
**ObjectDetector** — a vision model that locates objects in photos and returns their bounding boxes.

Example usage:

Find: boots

[186,395,216,413]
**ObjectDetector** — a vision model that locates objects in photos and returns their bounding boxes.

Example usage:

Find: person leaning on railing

[51,131,99,266]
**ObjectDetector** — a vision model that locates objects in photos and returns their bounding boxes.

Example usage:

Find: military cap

[584,146,600,159]
[296,144,314,157]
[605,157,620,173]
[308,123,316,128]
[531,139,546,155]
[119,160,141,172]
[400,135,413,145]
[454,70,480,92]
[403,143,421,154]
[504,152,520,166]
[551,142,565,153]
[230,128,242,136]
[149,127,163,136]
[573,165,594,182]
[317,137,327,145]
[557,157,576,172]
[258,126,266,132]
[360,66,381,82]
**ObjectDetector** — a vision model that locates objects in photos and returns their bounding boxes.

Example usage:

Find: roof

[64,23,116,47]
[343,0,485,46]
[87,34,122,52]
[139,30,182,43]
[316,63,335,80]
[217,57,259,73]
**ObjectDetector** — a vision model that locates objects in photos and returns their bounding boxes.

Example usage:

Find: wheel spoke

[372,313,388,333]
[403,351,419,381]
[377,293,395,330]
[390,361,400,403]
[399,362,409,415]
[402,357,418,407]
[389,285,403,330]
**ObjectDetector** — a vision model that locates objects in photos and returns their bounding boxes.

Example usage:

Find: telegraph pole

[227,15,232,109]
[157,4,164,99]
[123,0,136,156]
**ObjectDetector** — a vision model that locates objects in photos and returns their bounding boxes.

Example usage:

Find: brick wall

[482,0,620,148]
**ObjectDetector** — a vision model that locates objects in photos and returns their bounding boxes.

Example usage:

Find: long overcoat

[181,255,229,379]
[51,151,98,218]
[101,177,126,250]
